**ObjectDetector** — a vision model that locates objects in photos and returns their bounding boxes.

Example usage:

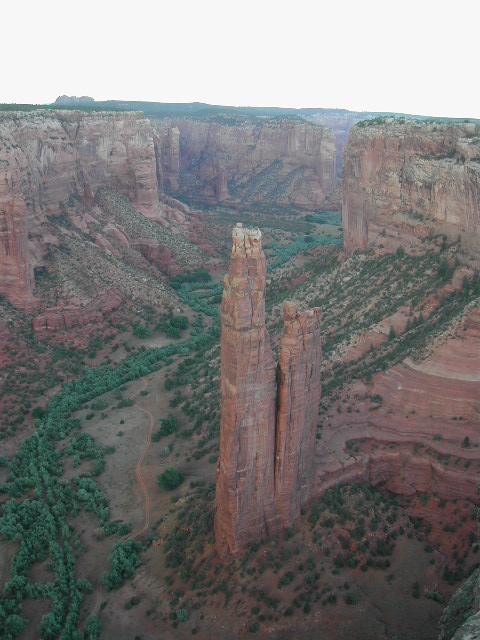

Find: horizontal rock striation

[315,301,480,506]
[342,120,480,253]
[215,225,322,556]
[32,289,122,337]
[0,110,162,310]
[154,117,337,209]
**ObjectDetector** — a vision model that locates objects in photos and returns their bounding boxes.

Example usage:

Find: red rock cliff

[0,110,164,310]
[215,225,322,556]
[0,198,34,311]
[275,301,322,528]
[155,118,337,209]
[342,120,480,253]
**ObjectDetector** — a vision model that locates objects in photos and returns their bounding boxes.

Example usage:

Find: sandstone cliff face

[0,110,163,310]
[0,198,34,311]
[214,224,277,556]
[275,301,322,527]
[215,225,322,556]
[342,121,480,253]
[155,118,337,209]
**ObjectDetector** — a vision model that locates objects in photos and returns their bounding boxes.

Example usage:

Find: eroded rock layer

[275,301,322,527]
[315,303,480,502]
[0,110,163,309]
[154,118,337,209]
[215,225,322,556]
[32,289,122,337]
[342,120,480,253]
[214,224,277,556]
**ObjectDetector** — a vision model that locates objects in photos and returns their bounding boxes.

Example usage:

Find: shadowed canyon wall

[154,118,337,209]
[215,225,322,556]
[342,120,480,254]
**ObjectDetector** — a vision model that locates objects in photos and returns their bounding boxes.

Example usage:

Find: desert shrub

[101,540,142,591]
[344,592,359,605]
[159,414,179,436]
[133,323,151,339]
[158,467,184,491]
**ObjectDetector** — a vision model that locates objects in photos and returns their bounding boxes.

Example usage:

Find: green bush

[170,316,189,330]
[158,467,184,491]
[344,592,359,605]
[159,414,179,436]
[101,540,142,591]
[133,324,151,339]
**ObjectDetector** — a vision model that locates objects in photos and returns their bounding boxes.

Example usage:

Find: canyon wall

[154,117,337,209]
[0,110,163,310]
[215,225,322,556]
[342,120,480,253]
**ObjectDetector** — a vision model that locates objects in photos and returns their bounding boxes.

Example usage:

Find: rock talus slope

[215,225,322,556]
[342,121,480,253]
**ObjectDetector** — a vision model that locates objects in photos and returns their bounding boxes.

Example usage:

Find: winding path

[90,378,154,616]
[131,403,153,539]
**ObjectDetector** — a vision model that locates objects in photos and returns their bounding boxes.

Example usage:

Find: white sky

[3,0,479,118]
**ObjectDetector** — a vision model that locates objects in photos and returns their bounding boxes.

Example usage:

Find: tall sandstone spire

[215,224,322,557]
[214,224,277,557]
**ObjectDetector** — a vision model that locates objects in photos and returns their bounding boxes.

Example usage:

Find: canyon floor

[1,197,479,640]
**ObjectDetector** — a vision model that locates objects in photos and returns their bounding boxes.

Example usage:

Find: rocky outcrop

[32,289,122,336]
[215,225,322,556]
[439,566,480,640]
[154,117,337,209]
[275,301,322,527]
[132,240,174,275]
[342,120,480,253]
[55,96,95,106]
[214,225,277,557]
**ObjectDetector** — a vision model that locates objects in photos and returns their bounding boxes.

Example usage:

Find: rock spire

[214,224,322,556]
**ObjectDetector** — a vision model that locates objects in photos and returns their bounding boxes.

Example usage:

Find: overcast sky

[3,0,479,118]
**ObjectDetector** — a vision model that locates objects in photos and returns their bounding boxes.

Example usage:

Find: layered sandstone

[154,117,337,209]
[0,198,34,311]
[275,301,322,527]
[215,225,322,556]
[32,289,122,337]
[342,120,480,253]
[214,224,277,556]
[0,110,163,309]
[315,302,480,503]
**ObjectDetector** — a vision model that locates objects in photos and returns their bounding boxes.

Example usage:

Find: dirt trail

[90,377,154,616]
[131,403,153,539]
